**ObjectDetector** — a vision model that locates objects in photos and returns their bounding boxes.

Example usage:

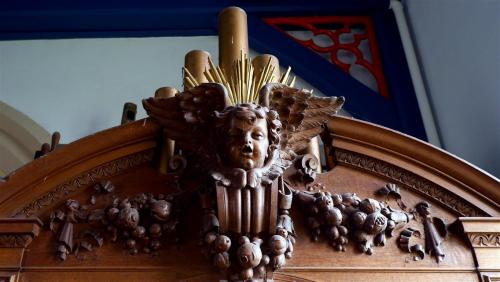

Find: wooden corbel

[0,218,43,280]
[460,217,500,281]
[0,218,43,248]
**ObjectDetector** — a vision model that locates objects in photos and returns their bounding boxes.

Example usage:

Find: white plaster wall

[0,37,218,143]
[404,0,500,177]
[0,36,322,145]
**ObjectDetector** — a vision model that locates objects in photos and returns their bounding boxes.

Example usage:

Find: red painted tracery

[264,16,389,98]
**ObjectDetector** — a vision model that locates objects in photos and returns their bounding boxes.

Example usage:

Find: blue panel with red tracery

[264,16,389,99]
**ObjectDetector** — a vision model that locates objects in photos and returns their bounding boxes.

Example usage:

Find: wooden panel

[0,248,23,269]
[279,270,479,282]
[11,164,475,281]
[284,166,476,269]
[16,268,481,282]
[0,114,497,281]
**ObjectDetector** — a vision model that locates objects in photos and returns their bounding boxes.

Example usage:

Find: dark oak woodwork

[1,5,499,280]
[0,114,497,281]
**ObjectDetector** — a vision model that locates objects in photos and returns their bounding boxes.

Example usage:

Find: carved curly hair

[214,103,282,158]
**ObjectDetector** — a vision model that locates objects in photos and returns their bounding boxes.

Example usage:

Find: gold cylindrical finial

[252,54,280,83]
[218,7,249,75]
[154,87,178,174]
[155,87,178,98]
[184,50,210,90]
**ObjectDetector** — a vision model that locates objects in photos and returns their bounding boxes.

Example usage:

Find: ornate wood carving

[467,233,500,248]
[51,179,180,261]
[16,150,154,218]
[0,234,33,248]
[398,227,425,260]
[0,6,496,281]
[142,80,344,280]
[0,218,43,248]
[294,186,415,255]
[333,148,486,217]
[416,201,448,262]
[461,218,500,276]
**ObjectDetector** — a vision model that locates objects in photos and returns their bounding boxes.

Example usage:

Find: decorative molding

[15,150,154,218]
[0,234,33,248]
[52,187,179,261]
[461,218,500,272]
[468,233,500,248]
[334,149,486,217]
[0,218,43,248]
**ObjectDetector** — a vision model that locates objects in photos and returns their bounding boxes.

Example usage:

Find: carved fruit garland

[53,179,449,278]
[52,180,179,261]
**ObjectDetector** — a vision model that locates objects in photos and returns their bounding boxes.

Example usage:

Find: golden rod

[184,50,210,89]
[204,67,215,82]
[252,57,272,101]
[253,54,280,83]
[218,7,249,76]
[280,66,291,84]
[289,76,296,88]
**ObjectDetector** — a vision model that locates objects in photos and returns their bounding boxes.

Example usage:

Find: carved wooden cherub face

[215,103,281,171]
[226,111,269,170]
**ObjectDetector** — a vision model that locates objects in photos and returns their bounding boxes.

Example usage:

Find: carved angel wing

[259,83,344,160]
[142,83,230,151]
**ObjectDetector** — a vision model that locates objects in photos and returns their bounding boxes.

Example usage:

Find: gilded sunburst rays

[183,52,295,105]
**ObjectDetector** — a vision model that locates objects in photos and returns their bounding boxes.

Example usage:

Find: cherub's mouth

[242,145,253,156]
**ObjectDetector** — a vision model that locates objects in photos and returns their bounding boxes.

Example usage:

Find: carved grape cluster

[104,193,177,255]
[297,190,411,255]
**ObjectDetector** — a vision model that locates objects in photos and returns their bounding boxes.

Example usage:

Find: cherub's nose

[243,134,252,144]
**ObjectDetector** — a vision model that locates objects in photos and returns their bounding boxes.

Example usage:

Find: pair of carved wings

[142,83,344,163]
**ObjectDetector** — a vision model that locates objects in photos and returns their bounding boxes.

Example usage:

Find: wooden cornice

[0,218,43,248]
[328,116,500,216]
[0,119,160,217]
[0,115,498,220]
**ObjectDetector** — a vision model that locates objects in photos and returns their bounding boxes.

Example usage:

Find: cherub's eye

[252,132,264,140]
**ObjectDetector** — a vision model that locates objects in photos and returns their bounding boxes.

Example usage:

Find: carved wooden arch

[0,116,497,220]
[326,116,500,217]
[0,115,499,282]
[0,120,160,218]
